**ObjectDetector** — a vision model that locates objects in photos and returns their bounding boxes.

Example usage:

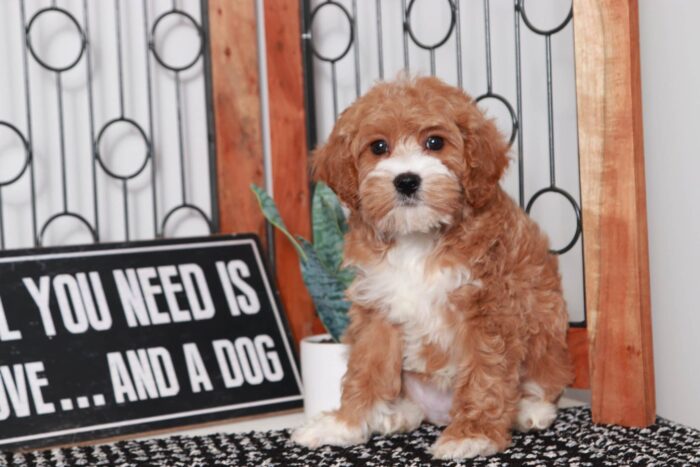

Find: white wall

[639,0,700,429]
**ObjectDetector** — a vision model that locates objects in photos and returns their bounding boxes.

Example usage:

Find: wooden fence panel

[209,0,266,241]
[263,0,323,343]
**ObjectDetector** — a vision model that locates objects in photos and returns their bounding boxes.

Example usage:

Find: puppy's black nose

[393,172,421,196]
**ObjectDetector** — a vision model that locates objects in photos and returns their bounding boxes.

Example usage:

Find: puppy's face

[313,77,509,238]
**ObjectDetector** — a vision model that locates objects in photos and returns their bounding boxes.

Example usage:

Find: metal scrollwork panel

[0,0,218,249]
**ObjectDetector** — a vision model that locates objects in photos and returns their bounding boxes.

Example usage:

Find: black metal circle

[518,0,573,36]
[26,7,87,73]
[38,212,98,246]
[150,10,204,72]
[0,121,31,187]
[475,93,518,147]
[405,0,456,50]
[161,204,213,236]
[526,186,582,255]
[95,118,151,181]
[309,1,354,63]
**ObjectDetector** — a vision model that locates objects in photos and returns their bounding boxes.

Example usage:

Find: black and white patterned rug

[2,407,699,466]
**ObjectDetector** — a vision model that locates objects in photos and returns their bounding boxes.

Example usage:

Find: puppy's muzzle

[394,172,421,197]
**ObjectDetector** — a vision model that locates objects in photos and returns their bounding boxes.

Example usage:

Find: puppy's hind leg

[516,331,573,432]
[514,381,558,432]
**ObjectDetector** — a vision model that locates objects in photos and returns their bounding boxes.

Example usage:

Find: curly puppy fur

[292,77,573,459]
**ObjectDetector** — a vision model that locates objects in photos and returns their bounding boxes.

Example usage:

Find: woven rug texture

[1,407,699,466]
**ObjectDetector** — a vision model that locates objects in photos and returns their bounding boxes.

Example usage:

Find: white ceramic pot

[299,334,349,420]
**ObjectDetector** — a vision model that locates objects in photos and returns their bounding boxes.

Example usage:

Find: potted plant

[251,183,354,419]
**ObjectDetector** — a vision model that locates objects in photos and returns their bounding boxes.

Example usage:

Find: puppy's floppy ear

[457,100,509,209]
[312,115,359,210]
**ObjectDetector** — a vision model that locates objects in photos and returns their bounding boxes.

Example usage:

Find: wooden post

[567,328,590,389]
[263,0,324,344]
[573,0,655,426]
[208,0,266,241]
[208,0,321,345]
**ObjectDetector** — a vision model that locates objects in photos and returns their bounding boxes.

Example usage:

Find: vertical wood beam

[208,0,266,241]
[573,0,655,426]
[263,0,323,344]
[567,328,590,389]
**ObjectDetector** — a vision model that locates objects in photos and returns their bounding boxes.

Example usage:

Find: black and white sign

[0,235,302,451]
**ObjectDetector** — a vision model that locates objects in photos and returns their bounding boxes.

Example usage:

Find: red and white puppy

[292,77,573,460]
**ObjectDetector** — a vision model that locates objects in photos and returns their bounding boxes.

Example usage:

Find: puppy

[292,77,573,459]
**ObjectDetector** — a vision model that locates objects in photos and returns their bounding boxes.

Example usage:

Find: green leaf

[298,237,350,341]
[336,267,356,289]
[252,183,353,341]
[311,182,356,291]
[250,184,306,262]
[311,182,346,271]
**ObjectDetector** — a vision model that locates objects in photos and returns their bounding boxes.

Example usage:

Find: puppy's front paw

[430,435,500,460]
[291,412,367,448]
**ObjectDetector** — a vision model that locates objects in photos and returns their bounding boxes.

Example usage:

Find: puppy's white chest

[349,234,474,373]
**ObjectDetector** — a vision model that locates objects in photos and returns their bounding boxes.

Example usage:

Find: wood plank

[567,328,590,389]
[208,0,266,242]
[263,0,324,344]
[573,0,655,426]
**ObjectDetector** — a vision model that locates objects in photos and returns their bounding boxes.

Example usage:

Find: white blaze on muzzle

[362,142,459,235]
[368,150,456,184]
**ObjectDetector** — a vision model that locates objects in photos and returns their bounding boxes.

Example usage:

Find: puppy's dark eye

[370,139,389,156]
[425,135,444,151]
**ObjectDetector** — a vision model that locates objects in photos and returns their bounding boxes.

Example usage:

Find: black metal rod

[115,0,126,118]
[122,179,129,240]
[55,73,69,212]
[402,0,409,71]
[143,0,159,236]
[83,0,100,240]
[376,0,384,80]
[514,0,525,207]
[429,49,435,76]
[201,0,219,233]
[300,0,318,150]
[455,0,463,88]
[545,34,556,187]
[483,0,493,94]
[19,0,38,245]
[331,61,338,120]
[352,0,361,96]
[174,72,188,204]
